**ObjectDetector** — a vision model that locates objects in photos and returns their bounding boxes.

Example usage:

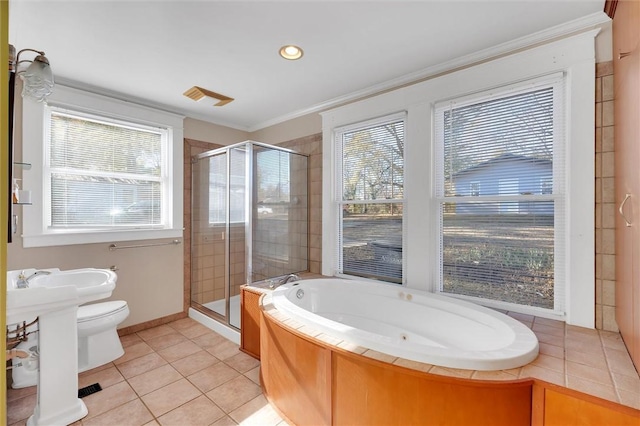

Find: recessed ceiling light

[279,45,304,60]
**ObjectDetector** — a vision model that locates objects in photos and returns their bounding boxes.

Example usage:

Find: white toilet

[11,300,129,388]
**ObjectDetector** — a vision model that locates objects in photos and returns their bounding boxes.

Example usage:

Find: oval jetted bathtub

[271,278,539,370]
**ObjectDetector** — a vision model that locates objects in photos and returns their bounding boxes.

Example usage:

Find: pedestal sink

[7,268,117,426]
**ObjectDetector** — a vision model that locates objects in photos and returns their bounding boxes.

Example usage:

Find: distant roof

[453,153,551,178]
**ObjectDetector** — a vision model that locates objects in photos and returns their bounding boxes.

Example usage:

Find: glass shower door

[191,152,228,320]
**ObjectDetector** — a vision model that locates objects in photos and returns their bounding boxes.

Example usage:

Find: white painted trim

[22,84,185,248]
[189,308,240,345]
[255,12,609,132]
[322,30,597,327]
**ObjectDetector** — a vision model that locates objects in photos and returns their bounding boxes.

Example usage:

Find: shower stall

[190,141,308,330]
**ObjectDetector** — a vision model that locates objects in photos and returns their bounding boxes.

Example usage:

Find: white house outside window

[434,77,565,313]
[335,113,405,283]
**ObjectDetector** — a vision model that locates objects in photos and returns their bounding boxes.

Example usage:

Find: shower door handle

[619,193,632,227]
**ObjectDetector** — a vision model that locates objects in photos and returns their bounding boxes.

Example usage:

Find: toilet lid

[78,300,128,322]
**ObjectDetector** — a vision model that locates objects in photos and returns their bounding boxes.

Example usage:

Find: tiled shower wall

[276,133,323,274]
[595,61,616,332]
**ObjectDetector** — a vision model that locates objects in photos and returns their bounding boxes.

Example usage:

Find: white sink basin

[6,268,117,325]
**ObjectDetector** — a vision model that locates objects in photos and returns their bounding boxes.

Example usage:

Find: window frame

[333,112,407,284]
[22,85,184,247]
[433,76,565,315]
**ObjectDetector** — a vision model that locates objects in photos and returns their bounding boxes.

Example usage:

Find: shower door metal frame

[190,140,305,330]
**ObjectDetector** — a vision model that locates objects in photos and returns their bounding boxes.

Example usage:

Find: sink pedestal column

[27,305,87,426]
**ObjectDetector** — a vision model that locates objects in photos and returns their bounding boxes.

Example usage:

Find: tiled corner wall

[595,61,616,332]
[276,133,323,274]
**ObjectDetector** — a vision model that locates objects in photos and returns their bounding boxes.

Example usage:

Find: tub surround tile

[316,333,344,347]
[532,323,565,338]
[297,324,322,338]
[471,370,519,381]
[531,354,565,373]
[520,364,565,386]
[611,371,640,394]
[430,366,474,379]
[617,390,640,410]
[392,358,433,373]
[538,342,565,359]
[566,375,618,404]
[507,312,535,324]
[363,349,398,364]
[336,340,368,354]
[533,330,565,348]
[533,317,564,329]
[565,347,607,368]
[566,361,614,386]
[604,347,640,377]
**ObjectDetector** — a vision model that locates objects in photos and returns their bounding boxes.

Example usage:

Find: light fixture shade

[21,56,54,102]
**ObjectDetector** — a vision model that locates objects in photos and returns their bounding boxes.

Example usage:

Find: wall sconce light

[13,47,55,102]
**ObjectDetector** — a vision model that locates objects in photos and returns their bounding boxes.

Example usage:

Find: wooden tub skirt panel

[260,312,640,426]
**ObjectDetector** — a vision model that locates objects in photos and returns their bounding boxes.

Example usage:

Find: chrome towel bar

[108,239,181,251]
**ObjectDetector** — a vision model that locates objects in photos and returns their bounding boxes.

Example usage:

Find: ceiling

[9,1,606,132]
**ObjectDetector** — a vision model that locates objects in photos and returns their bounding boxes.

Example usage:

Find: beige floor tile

[157,394,225,425]
[225,351,261,373]
[244,366,262,386]
[171,349,220,377]
[141,378,202,417]
[206,339,241,361]
[114,341,155,365]
[128,364,183,396]
[157,340,202,363]
[145,332,189,351]
[210,415,239,426]
[566,375,618,403]
[170,320,212,339]
[137,325,176,341]
[79,365,125,390]
[83,381,138,420]
[80,362,116,376]
[566,361,613,386]
[117,352,168,379]
[120,333,143,348]
[206,375,263,413]
[229,394,283,426]
[166,317,200,332]
[192,331,229,350]
[7,393,36,425]
[188,362,240,393]
[142,421,160,426]
[82,399,154,426]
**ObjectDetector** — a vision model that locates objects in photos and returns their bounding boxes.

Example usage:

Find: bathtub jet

[271,278,539,371]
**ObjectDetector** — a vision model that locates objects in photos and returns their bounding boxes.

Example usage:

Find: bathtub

[271,278,539,370]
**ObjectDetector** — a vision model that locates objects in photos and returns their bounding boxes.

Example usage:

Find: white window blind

[434,77,565,313]
[335,113,405,283]
[47,109,168,229]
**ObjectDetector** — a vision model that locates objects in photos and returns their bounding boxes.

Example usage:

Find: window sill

[22,228,183,248]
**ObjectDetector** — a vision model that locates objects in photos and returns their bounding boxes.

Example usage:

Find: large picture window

[335,113,405,283]
[435,77,565,312]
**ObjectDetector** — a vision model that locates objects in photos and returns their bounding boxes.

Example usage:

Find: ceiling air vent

[183,86,234,106]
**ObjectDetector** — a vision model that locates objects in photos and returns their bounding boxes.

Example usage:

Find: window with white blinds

[46,109,169,229]
[335,113,405,283]
[434,77,565,312]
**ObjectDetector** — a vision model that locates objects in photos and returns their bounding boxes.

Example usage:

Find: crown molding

[248,11,610,132]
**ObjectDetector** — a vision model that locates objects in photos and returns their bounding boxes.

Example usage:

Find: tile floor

[7,317,288,426]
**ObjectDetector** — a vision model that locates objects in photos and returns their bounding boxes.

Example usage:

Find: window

[335,113,405,283]
[22,85,183,247]
[435,77,564,312]
[47,109,167,229]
